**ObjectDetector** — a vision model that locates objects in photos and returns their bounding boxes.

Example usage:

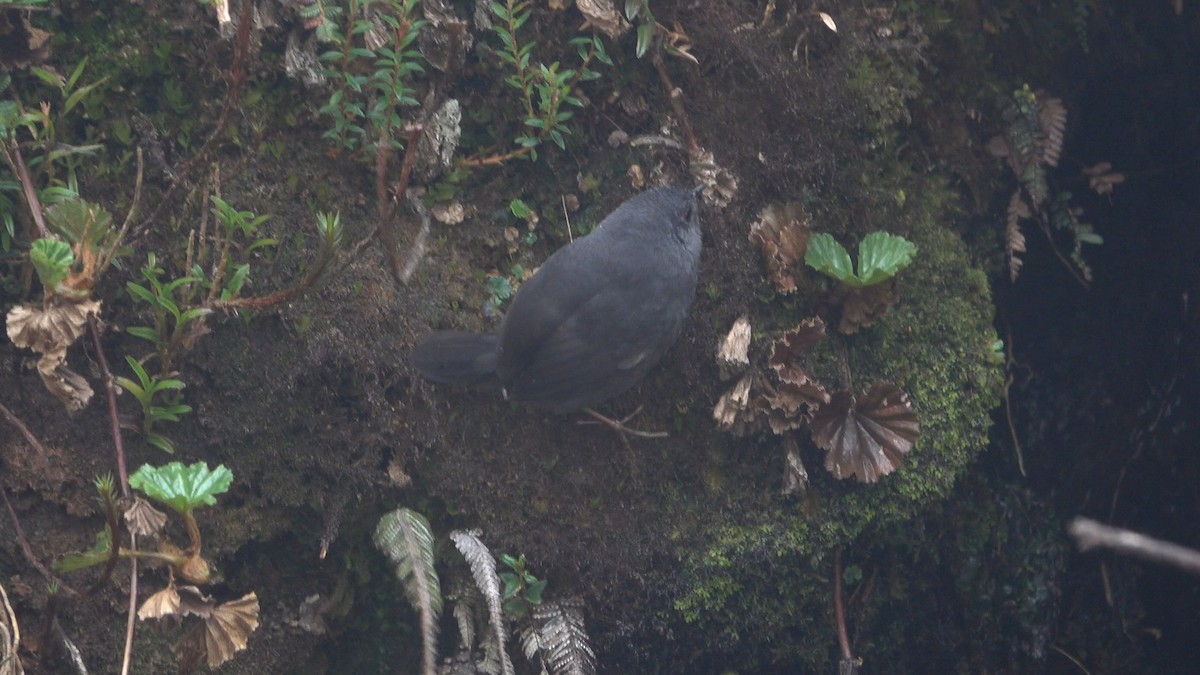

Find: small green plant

[498,552,546,619]
[484,263,525,317]
[56,464,258,668]
[469,0,610,164]
[114,356,190,454]
[58,462,232,583]
[805,231,917,288]
[317,0,425,155]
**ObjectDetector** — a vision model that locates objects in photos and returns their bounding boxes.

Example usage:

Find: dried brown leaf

[690,148,737,208]
[768,316,825,383]
[764,379,830,434]
[832,283,898,335]
[138,585,181,620]
[576,0,627,38]
[33,350,92,413]
[810,382,919,483]
[0,10,52,70]
[204,592,260,668]
[176,585,216,618]
[749,203,812,295]
[6,299,99,356]
[781,435,809,497]
[124,497,169,537]
[716,315,752,380]
[713,372,768,436]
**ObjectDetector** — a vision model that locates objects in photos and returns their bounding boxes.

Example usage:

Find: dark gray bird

[411,186,702,414]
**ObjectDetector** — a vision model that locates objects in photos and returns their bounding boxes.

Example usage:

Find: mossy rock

[662,175,1004,671]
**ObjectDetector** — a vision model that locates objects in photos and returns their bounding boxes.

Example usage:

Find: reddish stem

[87,314,130,498]
[834,548,852,661]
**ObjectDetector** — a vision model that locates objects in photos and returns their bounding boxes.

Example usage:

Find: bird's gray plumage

[411,186,702,413]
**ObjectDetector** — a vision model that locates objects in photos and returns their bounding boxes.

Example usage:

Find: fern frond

[374,508,442,675]
[451,588,477,653]
[451,530,514,675]
[1038,96,1067,167]
[1005,190,1029,283]
[531,599,596,675]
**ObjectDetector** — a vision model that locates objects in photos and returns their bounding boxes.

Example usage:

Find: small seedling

[498,552,546,619]
[805,231,916,287]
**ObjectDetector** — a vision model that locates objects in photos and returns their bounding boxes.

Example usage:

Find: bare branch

[1069,517,1200,576]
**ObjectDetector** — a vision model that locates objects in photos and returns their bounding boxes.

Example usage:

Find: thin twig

[96,148,144,277]
[375,123,425,284]
[0,485,78,598]
[87,315,129,497]
[0,402,50,468]
[399,191,432,283]
[3,141,48,238]
[833,548,851,660]
[119,540,137,675]
[651,50,700,157]
[2,578,23,675]
[1003,325,1025,476]
[1050,643,1092,675]
[1069,517,1200,576]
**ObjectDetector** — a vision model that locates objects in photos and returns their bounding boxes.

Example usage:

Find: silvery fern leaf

[450,530,514,675]
[532,599,596,675]
[451,589,477,653]
[374,508,441,675]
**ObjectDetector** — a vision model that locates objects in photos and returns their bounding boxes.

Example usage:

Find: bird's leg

[579,406,669,439]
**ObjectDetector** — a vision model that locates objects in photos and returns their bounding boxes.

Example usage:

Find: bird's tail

[410,331,499,385]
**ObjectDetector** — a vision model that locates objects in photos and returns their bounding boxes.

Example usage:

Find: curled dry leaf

[6,299,99,355]
[810,382,920,483]
[576,0,627,38]
[768,316,825,383]
[764,380,829,434]
[712,372,768,436]
[138,585,182,621]
[0,10,52,71]
[176,585,216,618]
[7,299,101,412]
[749,203,812,295]
[431,201,466,225]
[830,282,899,335]
[204,592,260,668]
[690,148,738,208]
[124,497,169,537]
[781,435,809,497]
[36,358,93,413]
[716,315,752,380]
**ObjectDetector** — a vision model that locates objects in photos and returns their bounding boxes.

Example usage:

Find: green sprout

[805,231,917,288]
[114,356,191,454]
[29,237,73,290]
[498,552,546,619]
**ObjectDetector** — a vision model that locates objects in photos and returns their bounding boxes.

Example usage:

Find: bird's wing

[499,251,686,411]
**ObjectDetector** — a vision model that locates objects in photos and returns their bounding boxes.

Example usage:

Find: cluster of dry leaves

[713,315,920,486]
